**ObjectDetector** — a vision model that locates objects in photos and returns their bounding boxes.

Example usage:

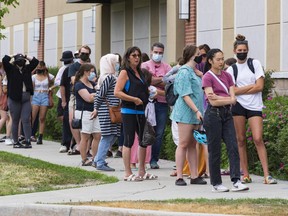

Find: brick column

[185,0,196,45]
[37,0,45,61]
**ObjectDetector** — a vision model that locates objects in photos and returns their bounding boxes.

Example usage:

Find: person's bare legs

[91,132,101,159]
[176,123,198,179]
[123,146,132,177]
[69,108,81,149]
[138,145,146,177]
[248,116,269,177]
[233,116,249,177]
[79,133,90,162]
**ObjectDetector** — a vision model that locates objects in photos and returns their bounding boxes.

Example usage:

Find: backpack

[165,82,178,106]
[231,58,255,82]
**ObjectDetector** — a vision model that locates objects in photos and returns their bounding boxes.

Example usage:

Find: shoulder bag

[105,99,122,123]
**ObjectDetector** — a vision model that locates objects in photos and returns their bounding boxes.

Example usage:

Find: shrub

[44,66,62,141]
[246,96,288,179]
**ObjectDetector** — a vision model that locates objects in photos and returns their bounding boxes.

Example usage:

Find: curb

[0,204,236,216]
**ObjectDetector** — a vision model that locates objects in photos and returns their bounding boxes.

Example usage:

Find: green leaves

[0,0,19,39]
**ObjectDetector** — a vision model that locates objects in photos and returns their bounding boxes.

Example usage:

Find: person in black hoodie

[2,53,39,148]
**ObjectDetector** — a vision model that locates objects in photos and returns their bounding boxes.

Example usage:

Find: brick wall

[185,0,196,45]
[37,0,45,61]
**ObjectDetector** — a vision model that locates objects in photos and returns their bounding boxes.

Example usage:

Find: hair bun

[235,34,246,41]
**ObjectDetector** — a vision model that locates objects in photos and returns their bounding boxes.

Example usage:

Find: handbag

[105,99,122,123]
[71,101,84,129]
[0,93,8,111]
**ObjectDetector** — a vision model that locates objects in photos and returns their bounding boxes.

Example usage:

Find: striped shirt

[94,75,121,136]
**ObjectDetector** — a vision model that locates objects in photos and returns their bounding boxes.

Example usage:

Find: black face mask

[37,69,45,74]
[79,53,90,62]
[194,55,202,64]
[16,60,25,67]
[236,52,248,61]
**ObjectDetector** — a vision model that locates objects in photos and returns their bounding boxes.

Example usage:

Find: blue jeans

[150,102,169,164]
[95,135,117,167]
[203,105,240,186]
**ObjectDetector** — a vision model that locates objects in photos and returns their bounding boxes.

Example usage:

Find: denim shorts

[31,92,49,106]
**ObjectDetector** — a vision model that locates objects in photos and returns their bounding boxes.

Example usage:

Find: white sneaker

[5,138,13,146]
[231,180,249,192]
[59,146,68,153]
[212,184,229,192]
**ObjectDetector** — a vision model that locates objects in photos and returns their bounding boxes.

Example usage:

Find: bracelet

[194,109,199,113]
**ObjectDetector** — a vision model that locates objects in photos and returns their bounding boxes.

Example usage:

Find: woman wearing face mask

[2,53,39,148]
[74,63,101,166]
[31,61,55,145]
[90,53,122,171]
[226,34,277,184]
[170,45,207,186]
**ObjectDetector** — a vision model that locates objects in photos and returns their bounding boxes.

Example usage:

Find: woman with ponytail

[226,34,277,185]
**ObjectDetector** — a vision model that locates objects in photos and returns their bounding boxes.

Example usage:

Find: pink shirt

[141,60,171,103]
[202,70,234,102]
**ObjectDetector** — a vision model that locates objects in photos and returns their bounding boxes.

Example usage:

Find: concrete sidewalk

[0,139,287,215]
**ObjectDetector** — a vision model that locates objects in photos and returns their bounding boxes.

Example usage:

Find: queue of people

[0,35,277,192]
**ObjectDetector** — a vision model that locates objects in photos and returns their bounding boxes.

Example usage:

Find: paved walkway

[0,139,287,215]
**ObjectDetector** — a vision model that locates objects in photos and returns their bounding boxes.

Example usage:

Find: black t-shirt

[74,81,96,112]
[60,67,71,102]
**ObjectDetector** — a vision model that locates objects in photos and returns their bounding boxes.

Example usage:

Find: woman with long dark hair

[74,63,101,166]
[114,46,157,181]
[202,48,249,192]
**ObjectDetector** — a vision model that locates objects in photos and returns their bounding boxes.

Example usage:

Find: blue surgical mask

[115,63,120,72]
[88,72,96,81]
[152,53,163,63]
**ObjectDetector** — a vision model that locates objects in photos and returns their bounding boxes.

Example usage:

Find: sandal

[124,174,143,182]
[67,149,80,155]
[143,172,158,180]
[82,158,93,166]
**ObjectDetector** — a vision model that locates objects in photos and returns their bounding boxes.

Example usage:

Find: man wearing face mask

[66,45,92,154]
[2,53,39,148]
[141,42,172,169]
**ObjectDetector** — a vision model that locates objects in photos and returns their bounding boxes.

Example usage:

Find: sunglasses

[201,54,207,58]
[131,54,141,58]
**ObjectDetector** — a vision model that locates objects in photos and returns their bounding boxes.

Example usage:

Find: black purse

[72,101,83,129]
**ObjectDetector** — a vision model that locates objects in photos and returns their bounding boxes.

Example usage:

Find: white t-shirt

[32,73,54,91]
[226,59,264,111]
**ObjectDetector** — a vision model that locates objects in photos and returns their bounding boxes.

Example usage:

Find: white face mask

[152,53,163,63]
[114,63,120,72]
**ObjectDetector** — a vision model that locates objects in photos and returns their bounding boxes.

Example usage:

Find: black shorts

[231,102,262,119]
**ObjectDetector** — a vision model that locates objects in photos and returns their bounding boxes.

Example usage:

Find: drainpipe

[38,0,45,61]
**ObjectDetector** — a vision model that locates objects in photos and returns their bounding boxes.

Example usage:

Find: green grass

[0,151,118,196]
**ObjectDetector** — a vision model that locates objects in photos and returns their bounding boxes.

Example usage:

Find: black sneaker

[13,142,25,148]
[23,141,32,149]
[36,138,43,145]
[106,150,113,158]
[18,135,25,142]
[175,178,187,186]
[190,177,207,185]
[114,150,122,158]
[0,135,6,142]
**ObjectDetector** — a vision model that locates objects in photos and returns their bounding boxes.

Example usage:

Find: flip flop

[124,174,143,182]
[143,172,158,180]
